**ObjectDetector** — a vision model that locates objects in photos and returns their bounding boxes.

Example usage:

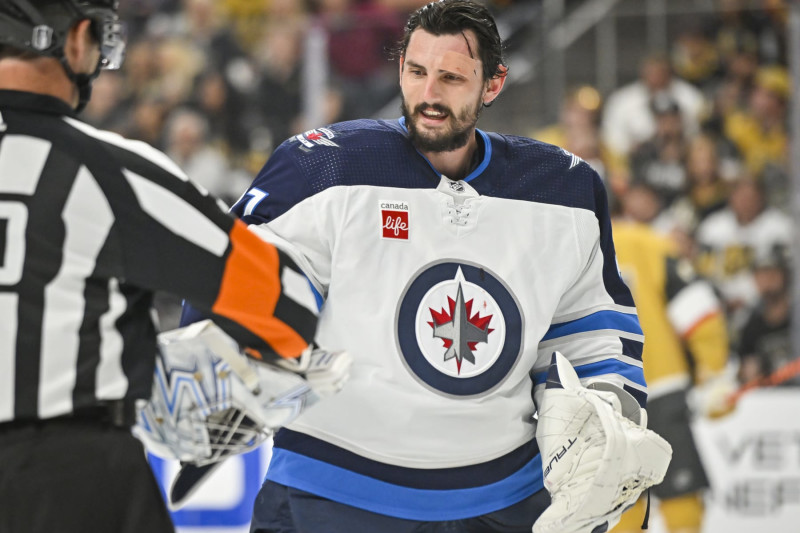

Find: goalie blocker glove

[533,352,672,533]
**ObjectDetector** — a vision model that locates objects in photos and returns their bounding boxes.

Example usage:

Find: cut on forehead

[440,51,479,77]
[405,52,480,79]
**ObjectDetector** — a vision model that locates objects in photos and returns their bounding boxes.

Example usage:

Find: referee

[0,2,319,532]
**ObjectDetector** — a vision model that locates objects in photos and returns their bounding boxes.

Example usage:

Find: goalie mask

[134,320,320,466]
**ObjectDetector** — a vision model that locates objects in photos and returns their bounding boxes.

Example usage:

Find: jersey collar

[0,89,77,118]
[397,116,492,183]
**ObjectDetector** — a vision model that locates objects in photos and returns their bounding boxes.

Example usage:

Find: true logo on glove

[543,437,577,478]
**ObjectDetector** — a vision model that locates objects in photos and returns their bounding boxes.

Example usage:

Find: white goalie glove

[133,319,351,508]
[533,352,672,533]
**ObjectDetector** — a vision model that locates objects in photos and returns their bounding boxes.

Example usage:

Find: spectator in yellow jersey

[723,66,789,181]
[610,185,730,533]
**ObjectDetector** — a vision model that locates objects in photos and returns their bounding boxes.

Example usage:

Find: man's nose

[422,78,441,102]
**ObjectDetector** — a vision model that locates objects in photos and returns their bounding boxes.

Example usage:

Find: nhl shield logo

[396,261,523,397]
[448,181,465,193]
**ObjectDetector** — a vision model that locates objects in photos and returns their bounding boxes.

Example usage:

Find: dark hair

[396,0,507,82]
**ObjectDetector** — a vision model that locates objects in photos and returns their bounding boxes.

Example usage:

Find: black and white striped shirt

[0,90,318,423]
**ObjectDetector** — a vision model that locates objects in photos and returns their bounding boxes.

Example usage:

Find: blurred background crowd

[85,0,799,390]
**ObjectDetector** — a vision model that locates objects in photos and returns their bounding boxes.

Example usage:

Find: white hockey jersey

[695,206,792,307]
[189,118,646,521]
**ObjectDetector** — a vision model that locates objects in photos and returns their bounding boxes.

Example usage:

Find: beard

[401,95,483,153]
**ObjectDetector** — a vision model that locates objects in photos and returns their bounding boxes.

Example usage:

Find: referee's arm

[83,128,317,361]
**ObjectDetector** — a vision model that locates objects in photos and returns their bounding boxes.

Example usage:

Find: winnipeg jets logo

[397,261,523,396]
[296,127,339,149]
[418,267,503,379]
[428,279,494,374]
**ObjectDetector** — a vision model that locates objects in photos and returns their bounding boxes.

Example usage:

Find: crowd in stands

[533,0,795,388]
[85,0,441,205]
[85,0,797,388]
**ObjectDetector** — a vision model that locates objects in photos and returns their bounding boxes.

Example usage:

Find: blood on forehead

[407,49,481,79]
[439,51,480,79]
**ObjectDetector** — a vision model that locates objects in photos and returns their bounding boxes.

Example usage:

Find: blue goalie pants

[251,480,551,533]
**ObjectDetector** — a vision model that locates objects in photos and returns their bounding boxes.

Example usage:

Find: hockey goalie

[533,352,673,533]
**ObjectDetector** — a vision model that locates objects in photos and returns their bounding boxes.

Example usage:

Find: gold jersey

[612,221,728,395]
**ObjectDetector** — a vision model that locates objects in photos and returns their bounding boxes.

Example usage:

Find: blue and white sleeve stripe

[535,307,647,406]
[541,309,642,342]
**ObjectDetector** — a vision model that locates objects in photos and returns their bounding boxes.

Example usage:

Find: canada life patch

[396,261,523,397]
[380,200,409,240]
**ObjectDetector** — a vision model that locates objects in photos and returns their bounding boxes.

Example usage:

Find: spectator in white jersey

[184,1,672,532]
[695,177,792,323]
[0,1,325,532]
[602,53,706,159]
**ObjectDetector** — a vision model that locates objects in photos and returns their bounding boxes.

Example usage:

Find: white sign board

[693,388,800,532]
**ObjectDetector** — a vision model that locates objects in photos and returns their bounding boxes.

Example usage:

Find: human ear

[64,19,96,74]
[482,65,507,106]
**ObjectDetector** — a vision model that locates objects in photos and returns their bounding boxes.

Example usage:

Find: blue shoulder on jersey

[231,118,609,227]
[231,119,438,225]
[472,133,603,212]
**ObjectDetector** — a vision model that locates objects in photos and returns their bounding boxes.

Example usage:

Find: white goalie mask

[134,320,319,466]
